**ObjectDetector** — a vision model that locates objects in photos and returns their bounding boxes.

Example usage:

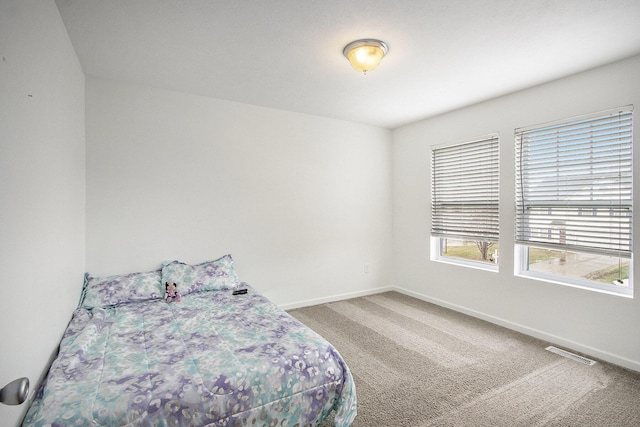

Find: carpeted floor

[288,291,640,427]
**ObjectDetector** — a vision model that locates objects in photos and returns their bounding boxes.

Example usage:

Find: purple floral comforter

[23,286,356,426]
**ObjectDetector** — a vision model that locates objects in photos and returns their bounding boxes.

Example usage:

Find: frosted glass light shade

[343,39,388,74]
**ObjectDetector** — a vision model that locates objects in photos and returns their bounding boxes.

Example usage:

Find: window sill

[515,270,633,298]
[431,255,499,273]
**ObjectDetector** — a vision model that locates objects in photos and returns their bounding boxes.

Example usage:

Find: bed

[23,255,357,426]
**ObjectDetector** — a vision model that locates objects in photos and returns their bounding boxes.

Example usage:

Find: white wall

[3,7,637,427]
[0,1,85,425]
[86,78,393,307]
[392,54,640,371]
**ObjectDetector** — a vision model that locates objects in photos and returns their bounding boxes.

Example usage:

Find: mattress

[23,281,356,426]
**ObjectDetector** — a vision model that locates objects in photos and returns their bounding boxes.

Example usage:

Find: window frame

[430,134,500,271]
[514,107,634,297]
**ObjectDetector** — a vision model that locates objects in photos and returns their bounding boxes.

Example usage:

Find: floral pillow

[80,270,163,308]
[161,254,239,296]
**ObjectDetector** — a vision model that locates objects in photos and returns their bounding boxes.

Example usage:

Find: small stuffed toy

[165,281,181,303]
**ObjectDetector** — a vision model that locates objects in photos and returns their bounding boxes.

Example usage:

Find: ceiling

[55,0,640,129]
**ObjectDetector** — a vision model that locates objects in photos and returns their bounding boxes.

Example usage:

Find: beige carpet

[289,292,640,427]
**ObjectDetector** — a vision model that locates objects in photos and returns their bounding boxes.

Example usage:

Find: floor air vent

[545,346,597,366]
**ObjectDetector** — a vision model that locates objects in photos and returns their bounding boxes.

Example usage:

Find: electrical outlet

[364,263,370,273]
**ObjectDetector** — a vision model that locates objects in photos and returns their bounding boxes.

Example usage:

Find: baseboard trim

[394,286,640,373]
[280,286,394,311]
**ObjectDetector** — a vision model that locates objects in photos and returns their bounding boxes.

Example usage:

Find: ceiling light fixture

[343,39,388,75]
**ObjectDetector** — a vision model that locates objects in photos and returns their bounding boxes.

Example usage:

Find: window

[431,134,500,269]
[515,107,633,296]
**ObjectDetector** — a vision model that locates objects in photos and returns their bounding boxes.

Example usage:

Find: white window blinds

[515,107,633,258]
[431,135,500,242]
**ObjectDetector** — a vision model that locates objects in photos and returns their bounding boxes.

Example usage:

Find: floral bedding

[23,285,356,426]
